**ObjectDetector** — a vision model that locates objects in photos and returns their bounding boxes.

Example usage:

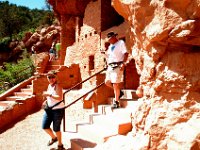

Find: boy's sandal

[47,137,58,146]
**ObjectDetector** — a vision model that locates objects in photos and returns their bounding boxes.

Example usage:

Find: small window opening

[89,55,94,70]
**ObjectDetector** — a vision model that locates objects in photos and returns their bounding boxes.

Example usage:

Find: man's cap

[107,31,118,38]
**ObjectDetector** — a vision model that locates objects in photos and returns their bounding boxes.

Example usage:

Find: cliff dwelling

[1,0,200,149]
[47,0,200,149]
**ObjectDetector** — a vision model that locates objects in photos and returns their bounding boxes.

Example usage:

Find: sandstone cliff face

[24,24,61,53]
[48,0,91,16]
[111,0,200,149]
[48,0,200,149]
[113,0,200,100]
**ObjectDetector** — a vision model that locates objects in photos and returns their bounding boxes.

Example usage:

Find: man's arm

[123,52,128,64]
[120,52,128,70]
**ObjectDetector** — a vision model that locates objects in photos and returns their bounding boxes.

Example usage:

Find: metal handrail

[62,67,107,132]
[63,67,107,97]
[63,82,105,132]
[64,82,105,109]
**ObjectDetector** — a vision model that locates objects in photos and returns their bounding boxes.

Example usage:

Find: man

[31,44,37,65]
[49,42,56,61]
[105,31,129,108]
[55,39,61,59]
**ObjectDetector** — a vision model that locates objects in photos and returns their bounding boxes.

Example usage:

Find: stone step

[106,89,138,106]
[91,112,132,135]
[0,101,16,112]
[26,84,33,89]
[6,96,25,101]
[14,96,36,111]
[70,138,97,150]
[120,89,138,99]
[131,90,138,99]
[77,123,119,144]
[14,92,32,97]
[0,96,36,131]
[89,113,102,124]
[98,104,113,115]
[0,101,26,131]
[119,99,138,108]
[98,101,139,115]
[2,96,35,111]
[21,88,32,93]
[76,111,132,144]
[70,107,136,150]
[107,97,138,109]
[68,91,139,150]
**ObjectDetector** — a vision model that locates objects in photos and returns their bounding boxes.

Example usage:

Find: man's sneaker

[111,101,120,109]
[116,101,120,108]
[56,144,65,150]
[119,90,124,99]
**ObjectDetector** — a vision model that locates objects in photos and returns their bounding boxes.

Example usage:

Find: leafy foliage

[0,1,53,94]
[0,37,12,52]
[0,50,35,94]
[0,1,54,39]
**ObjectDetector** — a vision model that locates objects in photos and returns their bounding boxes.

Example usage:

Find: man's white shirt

[107,40,127,64]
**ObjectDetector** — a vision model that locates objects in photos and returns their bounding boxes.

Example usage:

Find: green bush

[0,1,54,39]
[0,56,35,94]
[0,37,12,52]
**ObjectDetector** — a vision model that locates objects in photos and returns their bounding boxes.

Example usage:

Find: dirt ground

[0,89,95,150]
[0,110,64,150]
[0,106,93,150]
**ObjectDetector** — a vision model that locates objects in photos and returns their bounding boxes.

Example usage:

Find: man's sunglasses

[47,76,55,79]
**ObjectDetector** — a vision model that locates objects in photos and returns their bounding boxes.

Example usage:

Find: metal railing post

[62,67,107,132]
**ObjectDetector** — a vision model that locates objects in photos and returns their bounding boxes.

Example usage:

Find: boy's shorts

[42,109,64,132]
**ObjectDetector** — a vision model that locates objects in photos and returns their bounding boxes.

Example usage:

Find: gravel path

[0,90,94,150]
[0,110,64,150]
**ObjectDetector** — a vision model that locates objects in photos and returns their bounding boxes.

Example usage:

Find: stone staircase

[45,59,60,73]
[34,54,60,74]
[69,89,138,150]
[0,72,139,149]
[0,58,70,133]
[0,77,36,132]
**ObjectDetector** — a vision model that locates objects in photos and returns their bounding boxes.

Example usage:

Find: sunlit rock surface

[110,0,200,149]
[48,0,200,149]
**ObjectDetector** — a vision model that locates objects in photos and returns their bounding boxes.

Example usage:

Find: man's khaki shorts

[105,66,124,83]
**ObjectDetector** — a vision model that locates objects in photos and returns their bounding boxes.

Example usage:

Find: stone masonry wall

[65,0,105,90]
[64,1,140,107]
[47,0,200,149]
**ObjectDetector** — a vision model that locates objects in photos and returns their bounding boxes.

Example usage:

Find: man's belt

[108,61,123,69]
[108,61,123,65]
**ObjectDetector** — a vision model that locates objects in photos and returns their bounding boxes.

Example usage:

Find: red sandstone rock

[48,0,91,16]
[45,0,200,149]
[111,0,200,149]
